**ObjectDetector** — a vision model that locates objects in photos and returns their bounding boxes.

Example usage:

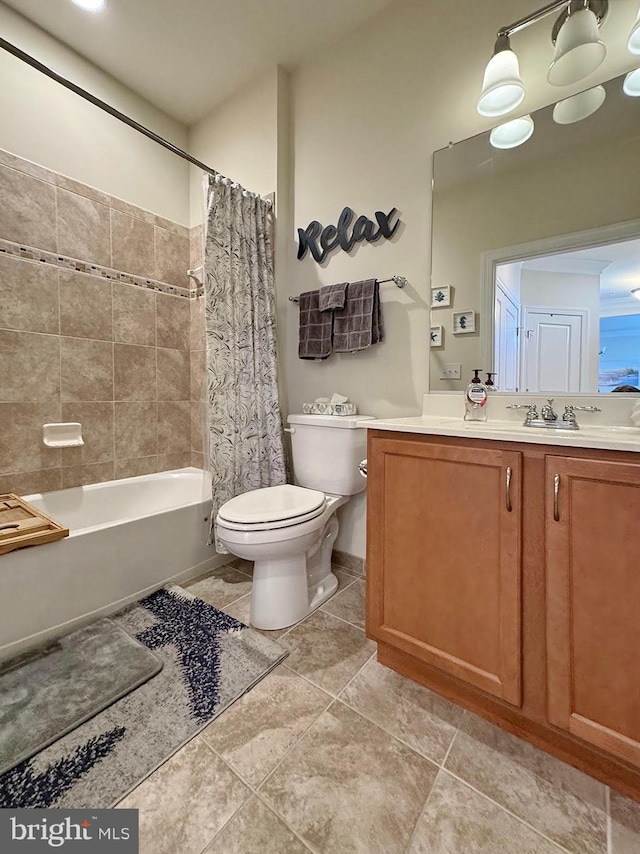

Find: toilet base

[250,514,341,631]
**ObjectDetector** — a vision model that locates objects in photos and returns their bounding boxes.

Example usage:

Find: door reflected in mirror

[493,237,640,395]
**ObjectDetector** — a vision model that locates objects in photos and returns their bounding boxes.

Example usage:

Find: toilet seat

[217,484,327,532]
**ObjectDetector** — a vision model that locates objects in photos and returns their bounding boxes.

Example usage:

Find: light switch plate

[439,364,461,380]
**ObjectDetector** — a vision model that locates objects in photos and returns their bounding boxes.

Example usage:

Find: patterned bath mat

[0,585,287,809]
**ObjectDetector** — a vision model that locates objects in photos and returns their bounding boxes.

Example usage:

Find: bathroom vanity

[365,403,640,801]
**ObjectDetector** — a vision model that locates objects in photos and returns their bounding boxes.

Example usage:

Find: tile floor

[118,560,640,854]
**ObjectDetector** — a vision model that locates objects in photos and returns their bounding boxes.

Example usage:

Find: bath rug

[0,618,162,777]
[0,585,287,809]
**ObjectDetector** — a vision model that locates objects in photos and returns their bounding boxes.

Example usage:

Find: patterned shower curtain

[204,175,287,547]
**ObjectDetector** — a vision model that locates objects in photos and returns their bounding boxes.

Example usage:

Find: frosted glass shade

[623,68,640,96]
[553,85,605,124]
[477,49,525,117]
[72,0,106,9]
[629,9,640,55]
[490,115,534,149]
[547,7,606,86]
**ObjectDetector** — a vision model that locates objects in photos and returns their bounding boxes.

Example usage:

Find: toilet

[215,413,373,630]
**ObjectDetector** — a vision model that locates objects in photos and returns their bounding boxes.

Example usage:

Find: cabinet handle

[505,466,512,512]
[553,473,560,521]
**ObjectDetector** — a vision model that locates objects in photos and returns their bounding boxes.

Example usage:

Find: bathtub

[0,468,225,664]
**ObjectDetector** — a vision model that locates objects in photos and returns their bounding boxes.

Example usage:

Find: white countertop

[365,415,640,453]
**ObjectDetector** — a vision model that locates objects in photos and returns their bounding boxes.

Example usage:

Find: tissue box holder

[302,403,358,416]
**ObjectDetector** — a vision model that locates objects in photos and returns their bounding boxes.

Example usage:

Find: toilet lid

[217,484,326,525]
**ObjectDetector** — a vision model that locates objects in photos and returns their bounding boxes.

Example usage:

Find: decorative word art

[297,206,401,263]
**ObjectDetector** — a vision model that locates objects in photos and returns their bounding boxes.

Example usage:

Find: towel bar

[288,275,407,303]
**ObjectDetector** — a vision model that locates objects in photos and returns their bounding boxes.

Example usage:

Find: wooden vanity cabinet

[365,436,523,706]
[366,429,640,800]
[546,455,640,768]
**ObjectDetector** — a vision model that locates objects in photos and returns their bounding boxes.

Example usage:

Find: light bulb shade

[547,7,606,86]
[490,115,534,149]
[72,0,106,10]
[629,8,640,55]
[477,49,525,117]
[632,287,640,301]
[623,67,640,96]
[553,84,605,123]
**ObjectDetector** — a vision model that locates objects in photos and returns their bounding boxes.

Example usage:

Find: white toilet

[215,413,373,630]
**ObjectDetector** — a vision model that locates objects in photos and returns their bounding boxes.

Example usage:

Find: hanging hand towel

[318,282,348,312]
[333,279,384,353]
[298,290,332,359]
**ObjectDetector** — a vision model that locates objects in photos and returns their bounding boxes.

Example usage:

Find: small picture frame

[430,285,451,308]
[430,325,443,347]
[453,310,475,334]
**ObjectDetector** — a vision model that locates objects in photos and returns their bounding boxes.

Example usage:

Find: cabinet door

[546,456,640,765]
[367,436,523,706]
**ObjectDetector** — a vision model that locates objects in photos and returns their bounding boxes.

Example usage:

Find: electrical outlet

[439,363,461,380]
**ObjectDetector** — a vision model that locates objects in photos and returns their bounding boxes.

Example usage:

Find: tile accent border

[0,238,193,300]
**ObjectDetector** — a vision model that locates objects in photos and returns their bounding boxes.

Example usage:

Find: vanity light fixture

[489,114,535,149]
[552,84,605,122]
[478,1,608,119]
[623,67,640,96]
[632,287,640,301]
[629,7,640,54]
[71,0,106,11]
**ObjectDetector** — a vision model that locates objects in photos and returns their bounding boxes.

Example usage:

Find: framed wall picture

[430,325,443,347]
[453,310,475,334]
[430,285,451,308]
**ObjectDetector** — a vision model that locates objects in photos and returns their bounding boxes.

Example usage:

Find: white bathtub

[0,468,225,663]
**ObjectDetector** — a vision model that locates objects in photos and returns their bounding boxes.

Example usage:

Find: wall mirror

[429,70,640,394]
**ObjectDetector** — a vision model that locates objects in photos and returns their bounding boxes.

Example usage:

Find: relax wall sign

[297,206,401,263]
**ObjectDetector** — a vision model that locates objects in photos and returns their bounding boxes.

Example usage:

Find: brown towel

[318,282,348,312]
[333,279,384,353]
[298,290,332,359]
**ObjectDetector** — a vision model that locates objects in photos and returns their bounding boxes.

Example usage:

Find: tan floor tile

[610,789,640,854]
[445,714,607,854]
[202,666,331,787]
[117,736,250,854]
[321,579,365,628]
[221,594,288,640]
[340,658,464,763]
[333,567,358,591]
[260,701,437,854]
[186,565,253,609]
[204,796,311,853]
[279,610,375,695]
[409,771,567,854]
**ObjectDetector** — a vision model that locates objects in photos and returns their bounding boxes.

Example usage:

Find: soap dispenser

[464,371,488,421]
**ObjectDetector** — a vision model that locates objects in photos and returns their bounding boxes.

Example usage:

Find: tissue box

[302,402,358,416]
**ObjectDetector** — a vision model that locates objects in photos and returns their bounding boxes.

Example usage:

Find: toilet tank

[287,414,374,496]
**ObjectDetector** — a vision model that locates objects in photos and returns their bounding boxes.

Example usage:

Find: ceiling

[2,0,394,124]
[520,238,640,304]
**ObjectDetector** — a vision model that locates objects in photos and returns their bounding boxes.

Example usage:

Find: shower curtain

[203,175,287,547]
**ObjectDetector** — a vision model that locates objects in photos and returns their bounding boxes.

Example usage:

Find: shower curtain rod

[0,36,220,179]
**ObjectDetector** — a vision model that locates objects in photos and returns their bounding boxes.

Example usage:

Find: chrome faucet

[506,400,601,430]
[540,398,558,422]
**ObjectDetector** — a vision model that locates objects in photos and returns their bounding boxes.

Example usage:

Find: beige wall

[0,4,190,225]
[188,70,280,226]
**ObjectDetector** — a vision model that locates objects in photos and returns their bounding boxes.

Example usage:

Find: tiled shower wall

[0,148,207,495]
